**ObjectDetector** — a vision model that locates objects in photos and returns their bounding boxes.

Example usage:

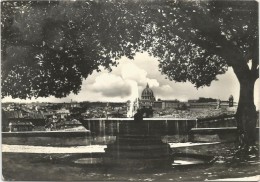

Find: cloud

[120,61,159,88]
[55,55,163,102]
[91,73,132,98]
[152,84,174,99]
[121,62,146,81]
[76,56,162,102]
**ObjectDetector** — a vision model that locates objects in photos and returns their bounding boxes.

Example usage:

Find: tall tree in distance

[1,0,259,155]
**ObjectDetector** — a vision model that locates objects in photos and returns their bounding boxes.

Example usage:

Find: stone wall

[2,131,116,146]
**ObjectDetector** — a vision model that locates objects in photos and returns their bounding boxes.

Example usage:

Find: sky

[2,52,260,108]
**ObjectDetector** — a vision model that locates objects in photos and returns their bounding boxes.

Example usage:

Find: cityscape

[2,83,237,132]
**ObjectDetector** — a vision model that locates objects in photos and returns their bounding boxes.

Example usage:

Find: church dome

[141,83,155,99]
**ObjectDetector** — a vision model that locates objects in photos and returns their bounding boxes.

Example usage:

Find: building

[138,83,155,117]
[139,83,156,108]
[126,84,237,118]
[56,119,83,130]
[8,121,34,132]
[2,110,46,132]
[154,99,180,109]
[56,108,70,119]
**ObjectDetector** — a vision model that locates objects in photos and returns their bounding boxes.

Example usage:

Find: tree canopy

[1,1,145,98]
[1,0,258,98]
[146,0,258,87]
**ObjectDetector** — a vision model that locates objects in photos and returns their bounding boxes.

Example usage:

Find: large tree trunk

[235,74,257,151]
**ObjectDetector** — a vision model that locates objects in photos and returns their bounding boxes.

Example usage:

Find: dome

[141,83,155,98]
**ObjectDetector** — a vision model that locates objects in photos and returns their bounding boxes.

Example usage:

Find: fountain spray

[126,81,139,118]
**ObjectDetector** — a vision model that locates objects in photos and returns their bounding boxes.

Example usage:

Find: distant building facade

[56,108,70,119]
[136,85,236,111]
[2,109,46,132]
[139,83,156,108]
[9,121,34,132]
[154,99,180,109]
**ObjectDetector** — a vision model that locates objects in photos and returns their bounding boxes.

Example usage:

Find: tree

[1,1,144,98]
[2,0,259,153]
[138,0,258,154]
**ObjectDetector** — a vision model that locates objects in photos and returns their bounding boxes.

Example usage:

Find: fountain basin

[103,134,173,170]
[80,118,206,170]
[80,118,197,136]
[81,118,197,170]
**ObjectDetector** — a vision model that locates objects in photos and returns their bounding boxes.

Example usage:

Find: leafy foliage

[1,1,145,98]
[1,0,258,98]
[139,0,258,87]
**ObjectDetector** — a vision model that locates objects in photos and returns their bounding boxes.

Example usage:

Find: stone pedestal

[103,134,173,170]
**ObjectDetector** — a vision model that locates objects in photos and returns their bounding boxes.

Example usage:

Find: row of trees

[1,0,258,153]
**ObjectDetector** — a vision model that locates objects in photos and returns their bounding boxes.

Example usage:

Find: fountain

[103,113,173,170]
[126,82,139,118]
[81,117,197,170]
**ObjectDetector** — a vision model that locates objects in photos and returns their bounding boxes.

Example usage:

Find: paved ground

[2,143,260,181]
[2,142,220,153]
[206,175,260,181]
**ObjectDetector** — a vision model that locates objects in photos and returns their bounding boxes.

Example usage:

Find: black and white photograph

[1,0,260,181]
